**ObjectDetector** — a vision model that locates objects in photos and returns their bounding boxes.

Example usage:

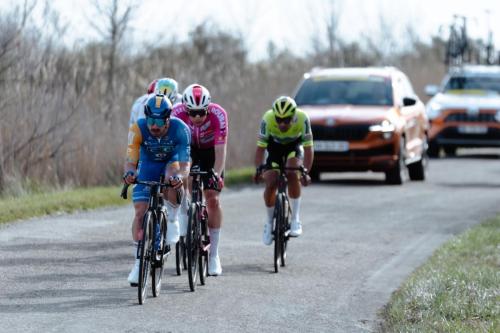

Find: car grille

[444,112,496,122]
[437,127,500,140]
[311,124,370,141]
[315,143,394,157]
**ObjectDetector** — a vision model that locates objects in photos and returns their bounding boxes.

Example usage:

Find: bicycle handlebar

[120,179,173,200]
[260,164,307,175]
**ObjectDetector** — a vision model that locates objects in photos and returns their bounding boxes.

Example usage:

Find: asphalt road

[1,149,499,333]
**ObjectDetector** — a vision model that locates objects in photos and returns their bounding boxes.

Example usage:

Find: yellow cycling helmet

[272,96,297,118]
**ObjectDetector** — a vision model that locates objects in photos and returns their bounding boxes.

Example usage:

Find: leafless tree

[88,0,138,121]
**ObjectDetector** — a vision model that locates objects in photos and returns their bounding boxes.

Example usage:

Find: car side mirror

[402,97,417,107]
[424,85,439,97]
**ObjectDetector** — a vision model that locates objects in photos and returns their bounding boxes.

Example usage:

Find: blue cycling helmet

[144,94,172,119]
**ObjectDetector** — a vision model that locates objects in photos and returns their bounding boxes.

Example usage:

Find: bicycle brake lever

[121,184,129,199]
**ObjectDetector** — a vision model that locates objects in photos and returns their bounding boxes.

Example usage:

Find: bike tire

[152,211,167,297]
[138,211,153,304]
[182,236,187,270]
[186,203,200,292]
[280,195,290,267]
[199,212,208,284]
[175,237,183,276]
[273,196,283,273]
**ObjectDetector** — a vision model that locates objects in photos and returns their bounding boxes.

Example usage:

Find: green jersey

[257,109,313,148]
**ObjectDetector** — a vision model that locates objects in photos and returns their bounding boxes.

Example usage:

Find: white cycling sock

[290,197,301,222]
[266,206,274,224]
[209,228,220,257]
[166,201,180,221]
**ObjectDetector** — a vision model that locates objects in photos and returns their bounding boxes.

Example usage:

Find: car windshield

[295,77,393,106]
[444,76,500,94]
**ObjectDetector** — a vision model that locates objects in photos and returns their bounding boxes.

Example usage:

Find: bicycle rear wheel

[186,203,200,291]
[175,236,185,276]
[273,196,283,273]
[138,211,153,304]
[152,210,167,297]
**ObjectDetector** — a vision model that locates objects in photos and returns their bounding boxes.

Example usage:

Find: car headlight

[426,102,442,120]
[369,120,395,139]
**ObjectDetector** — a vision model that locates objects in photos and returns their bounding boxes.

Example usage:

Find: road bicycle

[121,177,174,304]
[259,163,307,273]
[185,165,212,291]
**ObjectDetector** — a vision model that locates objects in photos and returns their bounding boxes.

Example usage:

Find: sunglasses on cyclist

[147,117,167,127]
[275,116,293,124]
[188,109,208,117]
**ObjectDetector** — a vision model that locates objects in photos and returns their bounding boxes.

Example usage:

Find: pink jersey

[172,103,228,149]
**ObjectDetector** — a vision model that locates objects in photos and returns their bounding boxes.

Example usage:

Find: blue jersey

[127,117,191,164]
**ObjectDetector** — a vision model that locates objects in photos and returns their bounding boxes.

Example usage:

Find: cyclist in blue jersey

[123,94,191,286]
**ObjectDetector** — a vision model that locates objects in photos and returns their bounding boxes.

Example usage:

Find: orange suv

[294,67,429,184]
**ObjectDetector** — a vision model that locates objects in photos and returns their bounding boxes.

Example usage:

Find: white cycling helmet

[182,84,211,110]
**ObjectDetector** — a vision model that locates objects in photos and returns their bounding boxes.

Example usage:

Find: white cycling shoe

[166,220,180,245]
[289,220,302,237]
[127,259,140,286]
[208,255,222,276]
[262,222,273,246]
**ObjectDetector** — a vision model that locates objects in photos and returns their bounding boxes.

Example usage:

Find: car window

[295,77,394,106]
[443,76,500,94]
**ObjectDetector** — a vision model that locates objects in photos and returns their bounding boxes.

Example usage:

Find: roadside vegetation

[380,216,500,333]
[0,168,254,225]
[0,0,450,197]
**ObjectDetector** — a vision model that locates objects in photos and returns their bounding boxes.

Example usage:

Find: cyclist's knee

[286,170,299,182]
[206,192,220,209]
[134,203,147,219]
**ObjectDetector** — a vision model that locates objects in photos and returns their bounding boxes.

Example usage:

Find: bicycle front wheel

[138,210,153,304]
[186,203,200,291]
[152,211,167,297]
[280,195,290,267]
[273,195,284,273]
[199,212,209,284]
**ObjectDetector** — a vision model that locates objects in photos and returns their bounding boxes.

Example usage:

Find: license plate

[314,140,349,152]
[457,126,488,134]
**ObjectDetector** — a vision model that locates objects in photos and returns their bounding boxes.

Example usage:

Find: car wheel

[408,159,425,181]
[409,137,427,181]
[444,146,456,157]
[385,139,405,185]
[309,168,320,182]
[427,141,440,158]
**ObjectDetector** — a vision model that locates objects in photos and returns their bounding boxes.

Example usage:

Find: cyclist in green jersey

[253,96,314,245]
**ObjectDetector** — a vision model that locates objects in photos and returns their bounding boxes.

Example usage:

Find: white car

[425,65,500,157]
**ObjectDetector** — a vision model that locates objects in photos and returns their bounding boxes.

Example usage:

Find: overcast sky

[3,0,499,60]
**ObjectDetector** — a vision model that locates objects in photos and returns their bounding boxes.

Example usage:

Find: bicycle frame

[185,165,211,290]
[264,161,306,272]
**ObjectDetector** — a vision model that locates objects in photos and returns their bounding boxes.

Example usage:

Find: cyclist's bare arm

[214,143,227,176]
[303,145,314,172]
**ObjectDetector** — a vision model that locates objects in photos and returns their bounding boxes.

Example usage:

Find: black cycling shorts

[265,137,303,169]
[191,147,224,191]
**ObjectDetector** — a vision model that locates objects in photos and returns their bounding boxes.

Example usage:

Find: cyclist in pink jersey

[172,83,228,276]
